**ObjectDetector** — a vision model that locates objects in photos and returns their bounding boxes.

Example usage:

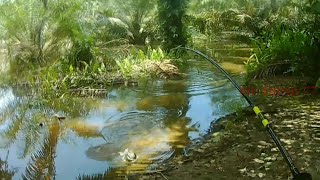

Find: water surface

[0,50,248,179]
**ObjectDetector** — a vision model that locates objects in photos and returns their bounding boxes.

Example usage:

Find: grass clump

[115,47,166,78]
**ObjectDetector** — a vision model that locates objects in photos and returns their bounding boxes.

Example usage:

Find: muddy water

[0,47,249,179]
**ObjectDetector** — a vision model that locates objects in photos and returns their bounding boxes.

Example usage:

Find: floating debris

[69,88,109,97]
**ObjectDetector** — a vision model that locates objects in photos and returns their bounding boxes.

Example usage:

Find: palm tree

[158,0,189,51]
[104,0,157,45]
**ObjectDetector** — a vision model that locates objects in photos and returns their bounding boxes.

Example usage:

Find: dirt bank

[132,77,320,180]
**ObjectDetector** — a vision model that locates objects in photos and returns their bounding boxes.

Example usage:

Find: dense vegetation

[0,0,319,95]
[0,1,319,179]
[186,0,320,84]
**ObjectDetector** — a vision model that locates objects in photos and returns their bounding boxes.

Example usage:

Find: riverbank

[132,77,320,180]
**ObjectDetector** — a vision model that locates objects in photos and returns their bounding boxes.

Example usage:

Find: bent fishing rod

[173,46,312,180]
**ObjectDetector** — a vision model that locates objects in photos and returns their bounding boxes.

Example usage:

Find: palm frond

[77,167,125,180]
[2,109,26,147]
[107,18,129,29]
[21,122,42,158]
[22,122,60,180]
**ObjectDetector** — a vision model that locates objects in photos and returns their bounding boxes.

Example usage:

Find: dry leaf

[239,167,247,174]
[253,158,265,164]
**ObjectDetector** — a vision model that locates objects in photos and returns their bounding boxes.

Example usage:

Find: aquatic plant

[115,47,170,78]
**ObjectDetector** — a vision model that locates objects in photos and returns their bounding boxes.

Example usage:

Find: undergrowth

[27,47,176,98]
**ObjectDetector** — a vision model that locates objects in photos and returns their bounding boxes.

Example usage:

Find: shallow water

[0,50,249,179]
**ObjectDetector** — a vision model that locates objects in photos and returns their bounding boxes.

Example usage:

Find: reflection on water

[0,53,248,178]
[137,94,188,111]
[220,62,246,74]
[0,152,14,179]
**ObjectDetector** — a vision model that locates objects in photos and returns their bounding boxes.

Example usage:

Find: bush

[247,27,319,83]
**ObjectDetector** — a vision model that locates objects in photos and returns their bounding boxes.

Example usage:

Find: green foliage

[244,1,320,83]
[116,47,166,78]
[186,0,275,42]
[28,59,112,98]
[0,0,168,86]
[0,0,143,77]
[0,0,49,70]
[106,0,158,45]
[25,47,168,98]
[116,57,134,77]
[0,0,84,74]
[1,0,318,95]
[158,0,189,51]
[247,29,311,71]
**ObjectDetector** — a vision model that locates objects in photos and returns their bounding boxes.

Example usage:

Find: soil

[130,77,320,180]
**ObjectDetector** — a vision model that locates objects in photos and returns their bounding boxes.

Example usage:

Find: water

[0,49,249,179]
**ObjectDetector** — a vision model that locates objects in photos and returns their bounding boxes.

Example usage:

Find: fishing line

[173,46,312,180]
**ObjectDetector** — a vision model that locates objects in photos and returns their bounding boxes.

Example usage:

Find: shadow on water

[0,46,250,179]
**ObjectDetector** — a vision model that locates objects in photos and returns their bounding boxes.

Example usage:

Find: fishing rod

[173,46,312,180]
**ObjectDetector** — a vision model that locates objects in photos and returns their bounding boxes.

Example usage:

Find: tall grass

[116,47,166,78]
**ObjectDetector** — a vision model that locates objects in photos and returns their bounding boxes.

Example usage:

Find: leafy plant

[158,0,189,51]
[116,56,135,77]
[115,47,167,78]
[99,0,158,45]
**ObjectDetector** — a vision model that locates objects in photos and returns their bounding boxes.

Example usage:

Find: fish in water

[85,127,173,165]
[119,148,138,162]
